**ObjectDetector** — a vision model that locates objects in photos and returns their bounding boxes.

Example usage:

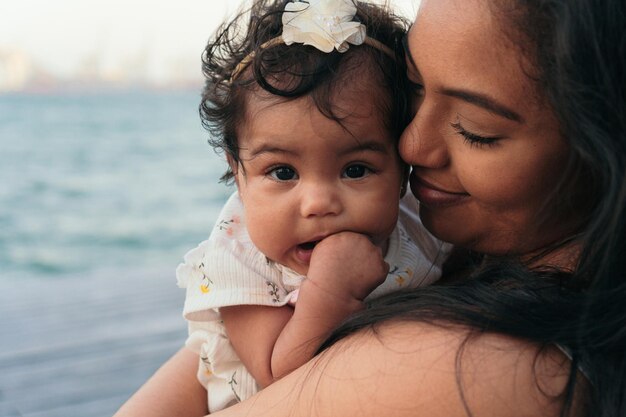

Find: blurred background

[0,1,418,416]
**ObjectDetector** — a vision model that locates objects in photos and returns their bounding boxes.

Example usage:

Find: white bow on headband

[282,0,367,53]
[229,0,394,82]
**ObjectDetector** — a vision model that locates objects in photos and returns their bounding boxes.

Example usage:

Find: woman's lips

[410,176,470,207]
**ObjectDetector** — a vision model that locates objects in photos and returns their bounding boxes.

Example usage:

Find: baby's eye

[268,166,298,181]
[343,164,371,179]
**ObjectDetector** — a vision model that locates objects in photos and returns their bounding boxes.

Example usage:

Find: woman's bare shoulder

[369,321,578,413]
[215,320,580,417]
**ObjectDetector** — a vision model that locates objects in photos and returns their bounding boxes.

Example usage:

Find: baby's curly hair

[200,0,411,182]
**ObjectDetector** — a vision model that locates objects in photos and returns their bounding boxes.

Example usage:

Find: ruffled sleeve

[176,240,210,289]
[177,191,297,322]
[177,191,305,410]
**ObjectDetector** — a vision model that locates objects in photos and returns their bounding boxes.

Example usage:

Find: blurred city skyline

[0,0,241,92]
[0,0,418,93]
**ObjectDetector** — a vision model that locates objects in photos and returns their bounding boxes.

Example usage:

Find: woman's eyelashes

[450,121,502,148]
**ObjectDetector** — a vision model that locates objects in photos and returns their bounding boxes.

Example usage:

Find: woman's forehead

[408,0,548,124]
[242,61,392,120]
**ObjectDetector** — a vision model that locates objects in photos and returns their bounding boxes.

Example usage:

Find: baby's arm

[113,347,207,417]
[221,232,388,386]
[270,232,388,378]
[220,304,294,387]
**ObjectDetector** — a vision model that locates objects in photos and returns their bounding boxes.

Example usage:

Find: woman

[115,0,625,415]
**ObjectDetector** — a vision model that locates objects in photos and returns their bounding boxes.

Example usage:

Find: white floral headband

[230,0,396,82]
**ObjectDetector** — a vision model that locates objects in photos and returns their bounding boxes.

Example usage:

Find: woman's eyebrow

[440,88,524,123]
[402,29,522,123]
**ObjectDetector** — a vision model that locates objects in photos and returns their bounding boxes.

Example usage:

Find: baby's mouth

[294,240,320,265]
[298,240,320,251]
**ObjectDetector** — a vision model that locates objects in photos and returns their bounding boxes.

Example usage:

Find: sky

[0,0,419,84]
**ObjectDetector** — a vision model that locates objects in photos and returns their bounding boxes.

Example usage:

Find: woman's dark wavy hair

[199,0,410,183]
[322,0,626,416]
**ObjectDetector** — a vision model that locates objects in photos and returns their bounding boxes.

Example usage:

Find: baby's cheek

[246,217,276,253]
[362,210,399,246]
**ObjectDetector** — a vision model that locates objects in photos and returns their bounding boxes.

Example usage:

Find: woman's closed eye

[450,121,503,148]
[267,166,298,181]
[343,164,372,179]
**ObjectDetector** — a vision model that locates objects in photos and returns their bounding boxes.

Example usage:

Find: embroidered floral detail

[200,268,213,294]
[228,372,241,402]
[200,346,212,376]
[389,265,412,287]
[217,217,240,236]
[399,227,413,245]
[266,281,281,303]
[176,240,210,289]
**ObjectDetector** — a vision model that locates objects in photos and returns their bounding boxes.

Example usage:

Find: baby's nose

[299,183,342,218]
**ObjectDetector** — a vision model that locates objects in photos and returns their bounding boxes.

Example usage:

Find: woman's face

[400,0,571,255]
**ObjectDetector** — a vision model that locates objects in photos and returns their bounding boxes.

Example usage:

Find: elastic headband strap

[229,35,395,83]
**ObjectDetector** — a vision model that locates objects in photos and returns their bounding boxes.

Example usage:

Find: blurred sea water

[0,91,232,281]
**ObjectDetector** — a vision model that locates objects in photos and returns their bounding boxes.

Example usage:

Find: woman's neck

[522,239,582,273]
[438,239,582,285]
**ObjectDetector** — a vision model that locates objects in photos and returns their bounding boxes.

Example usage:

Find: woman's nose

[399,108,449,169]
[299,182,343,218]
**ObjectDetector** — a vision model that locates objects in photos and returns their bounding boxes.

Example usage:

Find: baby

[176,0,447,412]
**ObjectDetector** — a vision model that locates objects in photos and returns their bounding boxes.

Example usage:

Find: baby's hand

[307,232,389,302]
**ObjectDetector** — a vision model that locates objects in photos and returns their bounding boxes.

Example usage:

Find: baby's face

[233,88,404,275]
